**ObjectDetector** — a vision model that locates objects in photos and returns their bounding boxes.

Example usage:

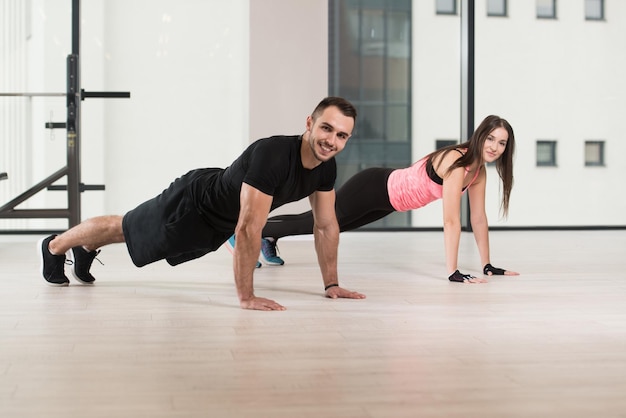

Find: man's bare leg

[48,215,126,255]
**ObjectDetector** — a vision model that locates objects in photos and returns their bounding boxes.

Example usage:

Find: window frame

[584,140,605,167]
[435,139,458,150]
[536,140,558,167]
[329,0,413,229]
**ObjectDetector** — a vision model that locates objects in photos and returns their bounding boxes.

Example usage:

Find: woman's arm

[467,168,491,268]
[468,169,520,277]
[437,151,488,283]
[440,156,466,275]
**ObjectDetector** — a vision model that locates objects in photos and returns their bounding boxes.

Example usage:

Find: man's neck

[300,133,323,170]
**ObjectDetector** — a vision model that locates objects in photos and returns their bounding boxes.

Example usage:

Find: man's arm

[309,190,365,300]
[234,183,286,311]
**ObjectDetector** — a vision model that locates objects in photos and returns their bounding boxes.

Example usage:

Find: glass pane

[386,105,409,142]
[386,11,410,102]
[360,9,385,50]
[358,105,385,140]
[386,57,410,101]
[537,142,556,165]
[487,0,506,16]
[585,0,603,20]
[386,11,410,58]
[361,55,385,101]
[338,6,362,98]
[436,0,456,15]
[585,141,604,165]
[537,0,556,18]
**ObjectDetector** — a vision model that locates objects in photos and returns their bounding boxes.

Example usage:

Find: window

[436,139,457,149]
[329,0,412,228]
[537,0,556,19]
[585,0,604,20]
[436,0,456,15]
[487,0,507,17]
[585,141,605,166]
[536,140,557,166]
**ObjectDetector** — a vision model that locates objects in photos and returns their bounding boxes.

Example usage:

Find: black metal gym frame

[0,0,130,232]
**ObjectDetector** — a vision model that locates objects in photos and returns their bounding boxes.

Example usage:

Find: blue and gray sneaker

[225,235,261,268]
[260,238,284,266]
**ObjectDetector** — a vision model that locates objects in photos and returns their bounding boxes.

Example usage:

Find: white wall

[475,0,626,227]
[3,0,624,230]
[101,0,250,215]
[249,0,328,216]
[101,0,328,217]
[411,0,460,227]
[249,1,328,139]
[412,0,626,228]
[3,0,328,230]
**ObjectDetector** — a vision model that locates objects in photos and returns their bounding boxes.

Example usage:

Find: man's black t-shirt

[190,135,336,232]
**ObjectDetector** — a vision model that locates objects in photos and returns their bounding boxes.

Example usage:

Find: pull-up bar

[0,0,130,232]
[0,91,130,99]
[0,93,66,97]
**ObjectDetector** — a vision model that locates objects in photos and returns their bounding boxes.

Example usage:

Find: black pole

[72,0,79,55]
[467,0,475,134]
[460,0,475,230]
[67,0,81,226]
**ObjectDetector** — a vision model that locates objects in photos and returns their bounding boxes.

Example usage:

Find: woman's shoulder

[433,147,466,169]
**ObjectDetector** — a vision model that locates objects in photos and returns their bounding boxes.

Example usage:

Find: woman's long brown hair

[427,115,515,217]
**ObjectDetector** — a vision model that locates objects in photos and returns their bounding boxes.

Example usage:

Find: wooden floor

[1,230,626,418]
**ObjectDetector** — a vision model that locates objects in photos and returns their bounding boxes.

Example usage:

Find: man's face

[306,106,354,163]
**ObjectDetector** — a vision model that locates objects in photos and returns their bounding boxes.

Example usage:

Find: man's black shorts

[122,169,231,267]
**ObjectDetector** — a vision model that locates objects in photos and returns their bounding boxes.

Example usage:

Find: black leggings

[262,167,396,239]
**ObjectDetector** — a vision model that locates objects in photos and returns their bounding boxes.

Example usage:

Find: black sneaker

[38,235,70,286]
[68,246,101,284]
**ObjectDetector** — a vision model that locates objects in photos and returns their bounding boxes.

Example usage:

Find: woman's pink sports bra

[387,149,480,212]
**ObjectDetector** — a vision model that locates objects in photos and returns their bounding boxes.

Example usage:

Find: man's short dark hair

[311,97,357,122]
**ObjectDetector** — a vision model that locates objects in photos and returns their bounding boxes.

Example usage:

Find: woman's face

[483,127,509,163]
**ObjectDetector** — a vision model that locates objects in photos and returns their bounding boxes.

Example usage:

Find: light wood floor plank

[1,230,625,417]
